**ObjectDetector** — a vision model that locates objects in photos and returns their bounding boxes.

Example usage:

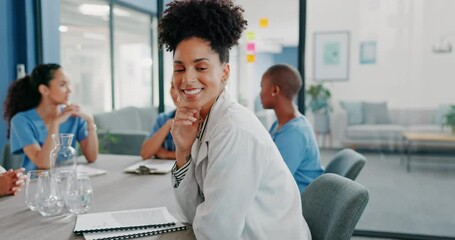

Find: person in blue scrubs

[4,63,99,171]
[260,64,324,192]
[141,83,178,160]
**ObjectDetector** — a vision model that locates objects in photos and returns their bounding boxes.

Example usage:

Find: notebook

[74,207,186,239]
[124,159,175,174]
[83,222,186,240]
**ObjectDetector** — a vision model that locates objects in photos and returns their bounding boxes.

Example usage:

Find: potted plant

[306,84,332,133]
[444,105,455,133]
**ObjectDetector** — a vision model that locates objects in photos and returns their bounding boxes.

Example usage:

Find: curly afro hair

[158,0,247,63]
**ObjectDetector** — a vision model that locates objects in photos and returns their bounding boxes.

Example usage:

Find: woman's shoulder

[210,102,271,141]
[11,108,37,123]
[285,115,311,129]
[154,110,175,125]
[166,110,176,118]
[158,110,175,119]
[279,116,314,140]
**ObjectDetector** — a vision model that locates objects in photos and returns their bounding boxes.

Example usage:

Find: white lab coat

[173,91,311,240]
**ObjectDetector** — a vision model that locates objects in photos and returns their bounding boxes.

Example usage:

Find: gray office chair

[324,148,366,180]
[301,173,369,240]
[1,143,22,170]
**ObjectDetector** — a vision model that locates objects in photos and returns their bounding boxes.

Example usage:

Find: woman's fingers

[174,108,199,125]
[63,104,81,115]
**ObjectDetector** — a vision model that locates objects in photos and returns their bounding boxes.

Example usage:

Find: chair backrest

[324,148,366,180]
[94,106,158,132]
[301,173,369,240]
[1,143,22,170]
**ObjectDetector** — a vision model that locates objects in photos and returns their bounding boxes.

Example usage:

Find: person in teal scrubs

[260,64,324,192]
[4,63,99,171]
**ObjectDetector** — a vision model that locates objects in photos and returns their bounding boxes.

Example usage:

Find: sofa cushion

[94,107,143,131]
[389,109,435,125]
[346,124,405,141]
[363,102,390,124]
[94,106,157,132]
[340,101,363,125]
[94,106,158,155]
[137,107,158,132]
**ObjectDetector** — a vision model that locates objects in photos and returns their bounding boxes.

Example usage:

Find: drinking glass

[25,170,47,211]
[55,168,76,208]
[65,171,93,214]
[35,171,64,217]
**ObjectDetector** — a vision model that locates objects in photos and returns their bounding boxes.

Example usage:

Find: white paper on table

[57,165,107,177]
[74,207,176,233]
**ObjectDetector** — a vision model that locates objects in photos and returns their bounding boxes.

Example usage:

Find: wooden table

[401,132,455,172]
[0,154,195,240]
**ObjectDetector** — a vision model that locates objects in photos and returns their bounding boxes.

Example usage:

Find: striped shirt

[171,107,211,188]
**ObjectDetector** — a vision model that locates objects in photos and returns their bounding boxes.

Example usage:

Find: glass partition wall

[306,0,455,238]
[60,0,112,113]
[60,0,156,113]
[232,0,455,238]
[113,5,153,109]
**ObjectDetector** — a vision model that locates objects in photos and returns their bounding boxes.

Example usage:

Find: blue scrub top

[269,115,324,192]
[146,110,176,152]
[10,108,88,171]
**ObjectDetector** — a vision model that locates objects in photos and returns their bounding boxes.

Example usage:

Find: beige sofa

[331,103,454,151]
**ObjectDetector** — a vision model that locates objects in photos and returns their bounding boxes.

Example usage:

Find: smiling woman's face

[172,37,229,117]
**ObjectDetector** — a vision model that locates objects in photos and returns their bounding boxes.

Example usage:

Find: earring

[272,93,276,96]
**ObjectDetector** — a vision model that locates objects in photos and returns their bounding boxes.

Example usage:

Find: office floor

[320,149,455,239]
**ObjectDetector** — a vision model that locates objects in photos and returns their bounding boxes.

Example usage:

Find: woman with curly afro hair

[159,0,311,239]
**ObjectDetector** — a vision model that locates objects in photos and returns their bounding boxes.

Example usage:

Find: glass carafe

[50,133,77,171]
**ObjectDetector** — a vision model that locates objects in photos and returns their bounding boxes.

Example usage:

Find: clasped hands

[54,104,94,126]
[0,168,25,196]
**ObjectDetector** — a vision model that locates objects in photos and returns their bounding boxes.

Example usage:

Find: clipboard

[124,159,175,174]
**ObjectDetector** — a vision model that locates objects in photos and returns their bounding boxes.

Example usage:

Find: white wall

[306,0,455,110]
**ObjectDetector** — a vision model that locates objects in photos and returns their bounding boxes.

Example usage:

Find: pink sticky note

[247,42,255,52]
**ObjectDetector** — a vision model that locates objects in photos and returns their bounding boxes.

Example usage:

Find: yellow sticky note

[247,54,255,63]
[259,18,269,28]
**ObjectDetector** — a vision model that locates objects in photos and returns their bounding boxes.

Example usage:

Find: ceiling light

[113,8,131,17]
[59,25,68,32]
[79,4,109,16]
[79,4,131,17]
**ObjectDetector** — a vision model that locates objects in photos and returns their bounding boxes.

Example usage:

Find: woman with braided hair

[159,0,311,239]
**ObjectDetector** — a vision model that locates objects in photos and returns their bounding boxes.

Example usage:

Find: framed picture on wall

[359,41,377,64]
[313,31,350,81]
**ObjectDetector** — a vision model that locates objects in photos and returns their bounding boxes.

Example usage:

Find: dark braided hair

[158,0,247,63]
[3,63,61,138]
